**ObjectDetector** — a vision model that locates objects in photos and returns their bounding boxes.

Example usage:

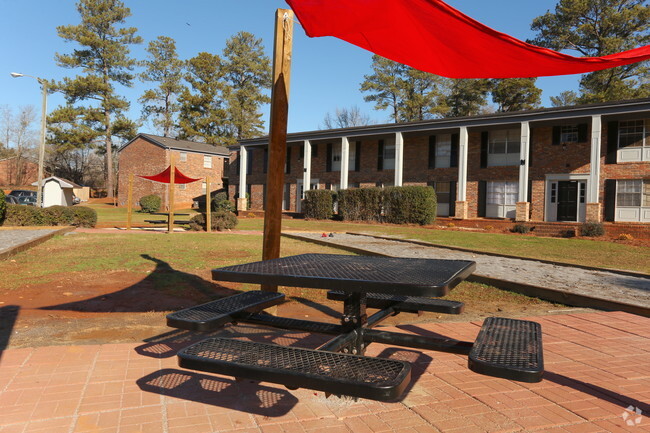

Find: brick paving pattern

[1,311,649,432]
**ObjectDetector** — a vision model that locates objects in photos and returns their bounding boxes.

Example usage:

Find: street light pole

[10,72,47,208]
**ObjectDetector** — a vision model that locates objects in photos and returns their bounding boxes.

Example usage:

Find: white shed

[32,176,80,207]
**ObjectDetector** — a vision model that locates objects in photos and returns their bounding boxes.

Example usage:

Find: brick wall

[117,137,227,209]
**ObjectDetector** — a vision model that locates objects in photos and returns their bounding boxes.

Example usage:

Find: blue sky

[1,0,587,136]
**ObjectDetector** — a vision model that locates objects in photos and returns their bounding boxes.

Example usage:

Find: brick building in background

[230,98,650,225]
[118,134,229,210]
[0,156,39,187]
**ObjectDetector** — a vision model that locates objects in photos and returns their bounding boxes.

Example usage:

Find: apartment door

[557,181,578,221]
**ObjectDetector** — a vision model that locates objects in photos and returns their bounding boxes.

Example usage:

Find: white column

[340,137,349,189]
[457,127,469,201]
[395,132,404,186]
[238,145,248,199]
[588,115,602,203]
[302,140,312,198]
[518,121,530,202]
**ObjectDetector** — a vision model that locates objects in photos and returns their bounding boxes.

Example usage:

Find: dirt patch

[1,265,575,349]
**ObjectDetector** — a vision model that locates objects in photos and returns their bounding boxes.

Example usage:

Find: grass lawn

[85,202,200,226]
[237,218,650,274]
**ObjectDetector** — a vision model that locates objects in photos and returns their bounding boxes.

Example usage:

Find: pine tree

[445,79,491,117]
[550,90,579,107]
[491,78,542,112]
[222,31,271,140]
[530,0,650,103]
[177,52,231,145]
[51,0,141,197]
[360,55,407,123]
[139,36,185,137]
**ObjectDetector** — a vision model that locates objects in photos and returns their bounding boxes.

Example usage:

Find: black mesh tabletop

[212,254,476,297]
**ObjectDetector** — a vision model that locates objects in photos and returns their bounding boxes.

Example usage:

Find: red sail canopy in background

[138,166,202,184]
[285,0,650,79]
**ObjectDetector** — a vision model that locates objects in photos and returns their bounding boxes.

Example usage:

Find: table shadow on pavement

[137,368,298,416]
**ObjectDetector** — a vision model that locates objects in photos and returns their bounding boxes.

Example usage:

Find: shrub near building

[382,186,437,225]
[2,204,97,228]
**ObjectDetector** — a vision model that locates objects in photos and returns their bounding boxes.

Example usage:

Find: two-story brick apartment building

[229,98,650,225]
[118,134,229,209]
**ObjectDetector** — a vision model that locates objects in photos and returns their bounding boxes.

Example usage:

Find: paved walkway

[0,311,648,432]
[288,232,650,309]
[0,228,61,258]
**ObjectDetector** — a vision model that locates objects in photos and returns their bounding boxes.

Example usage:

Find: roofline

[118,133,230,156]
[238,97,650,147]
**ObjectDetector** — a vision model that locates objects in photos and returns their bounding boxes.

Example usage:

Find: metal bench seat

[166,291,285,332]
[469,317,544,383]
[178,337,412,401]
[327,290,464,314]
[144,219,167,224]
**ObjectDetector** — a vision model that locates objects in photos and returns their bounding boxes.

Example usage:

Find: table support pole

[363,329,473,355]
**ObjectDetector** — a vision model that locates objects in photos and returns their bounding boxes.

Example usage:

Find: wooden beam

[206,176,211,233]
[127,174,133,230]
[262,9,294,280]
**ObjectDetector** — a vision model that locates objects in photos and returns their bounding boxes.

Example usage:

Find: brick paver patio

[1,311,648,433]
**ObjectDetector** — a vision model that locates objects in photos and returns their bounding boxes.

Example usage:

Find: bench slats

[178,337,411,401]
[469,317,544,383]
[327,290,464,314]
[167,291,285,332]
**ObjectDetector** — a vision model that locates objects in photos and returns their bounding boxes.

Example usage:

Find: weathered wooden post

[205,176,211,233]
[126,174,133,230]
[262,8,293,293]
[168,154,176,233]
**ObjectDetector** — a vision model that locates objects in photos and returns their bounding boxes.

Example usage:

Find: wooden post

[205,176,211,233]
[168,155,176,233]
[262,9,293,290]
[126,174,133,230]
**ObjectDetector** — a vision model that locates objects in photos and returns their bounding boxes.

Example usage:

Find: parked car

[5,195,20,204]
[72,194,81,205]
[17,195,37,206]
[8,190,37,199]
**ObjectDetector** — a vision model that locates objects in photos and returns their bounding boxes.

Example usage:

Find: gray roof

[120,133,230,156]
[32,176,82,189]
[236,97,650,147]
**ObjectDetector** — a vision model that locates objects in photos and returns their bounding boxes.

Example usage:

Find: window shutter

[477,181,487,217]
[326,143,332,172]
[377,140,384,171]
[355,141,361,172]
[312,143,318,158]
[577,123,588,142]
[450,133,459,167]
[263,149,268,174]
[428,135,437,169]
[285,147,291,174]
[449,181,457,217]
[300,145,304,159]
[528,180,532,203]
[606,121,619,164]
[604,179,616,221]
[247,149,254,175]
[552,126,561,145]
[480,132,489,168]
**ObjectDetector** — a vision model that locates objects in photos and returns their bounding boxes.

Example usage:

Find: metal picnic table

[166,254,544,401]
[143,212,191,226]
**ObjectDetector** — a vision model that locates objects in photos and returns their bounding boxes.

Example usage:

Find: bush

[189,210,239,231]
[303,190,336,220]
[3,204,47,226]
[139,194,161,213]
[72,206,98,228]
[580,222,605,237]
[43,205,75,225]
[382,186,437,225]
[511,223,530,234]
[0,190,6,224]
[212,199,235,213]
[338,188,383,222]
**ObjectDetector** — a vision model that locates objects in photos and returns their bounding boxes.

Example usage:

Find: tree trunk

[105,111,114,198]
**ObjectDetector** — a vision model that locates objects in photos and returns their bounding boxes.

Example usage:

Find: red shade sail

[138,166,202,184]
[285,0,650,79]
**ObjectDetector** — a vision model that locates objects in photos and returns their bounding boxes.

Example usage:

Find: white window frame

[486,181,518,218]
[383,143,396,170]
[202,182,207,194]
[560,125,579,144]
[488,129,521,167]
[203,155,212,168]
[331,144,357,172]
[179,151,187,162]
[617,119,650,163]
[178,184,186,190]
[616,179,650,222]
[432,181,451,216]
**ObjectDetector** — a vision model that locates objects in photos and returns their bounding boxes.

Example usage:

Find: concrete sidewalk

[1,311,649,433]
[0,228,68,260]
[286,232,650,312]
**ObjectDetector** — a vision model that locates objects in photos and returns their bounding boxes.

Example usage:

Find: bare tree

[0,105,38,185]
[321,106,373,130]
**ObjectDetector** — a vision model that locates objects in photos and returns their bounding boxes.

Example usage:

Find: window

[486,181,518,218]
[619,120,647,148]
[178,184,186,190]
[561,125,579,144]
[550,183,557,204]
[203,155,212,168]
[433,181,450,204]
[383,143,396,170]
[617,180,643,207]
[435,136,452,168]
[202,182,207,193]
[179,152,187,162]
[329,143,357,172]
[331,145,342,171]
[488,129,520,166]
